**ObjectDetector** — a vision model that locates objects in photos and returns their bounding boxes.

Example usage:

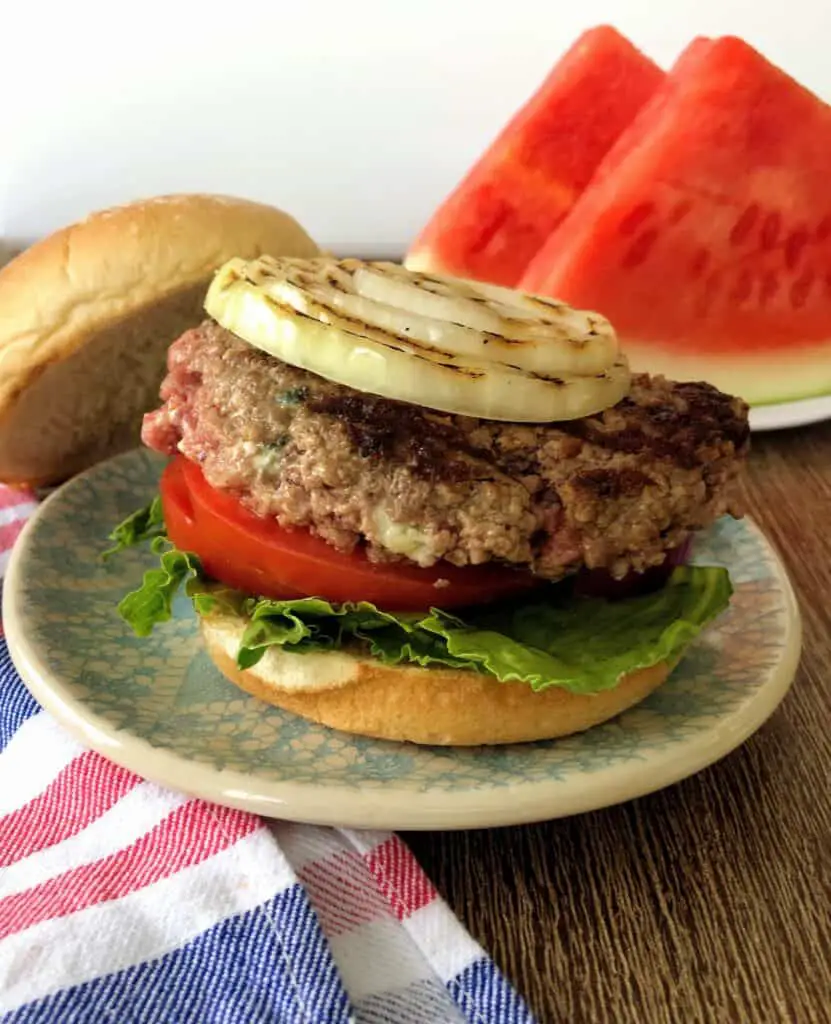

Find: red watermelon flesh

[521,35,831,406]
[405,26,664,287]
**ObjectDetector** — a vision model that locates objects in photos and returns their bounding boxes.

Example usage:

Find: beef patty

[142,321,750,579]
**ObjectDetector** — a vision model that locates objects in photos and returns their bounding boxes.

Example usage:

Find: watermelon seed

[618,202,654,237]
[689,249,710,281]
[790,270,815,310]
[729,204,760,247]
[815,217,831,243]
[760,211,782,250]
[622,230,658,269]
[784,228,810,272]
[694,271,722,318]
[728,269,753,305]
[669,200,693,225]
[759,271,779,307]
[470,200,512,254]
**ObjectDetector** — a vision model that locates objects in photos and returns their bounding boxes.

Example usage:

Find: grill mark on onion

[206,255,631,422]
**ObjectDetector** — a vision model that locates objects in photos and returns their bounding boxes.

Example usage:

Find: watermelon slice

[405,26,663,287]
[521,36,831,406]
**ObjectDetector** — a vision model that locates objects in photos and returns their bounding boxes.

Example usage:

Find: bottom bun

[201,614,672,746]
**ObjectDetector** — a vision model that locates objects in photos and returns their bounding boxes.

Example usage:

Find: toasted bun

[201,612,671,746]
[0,194,320,487]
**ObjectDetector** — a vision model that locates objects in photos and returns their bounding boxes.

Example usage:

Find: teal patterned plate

[3,449,801,830]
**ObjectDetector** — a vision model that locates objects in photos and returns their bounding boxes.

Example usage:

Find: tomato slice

[160,455,540,610]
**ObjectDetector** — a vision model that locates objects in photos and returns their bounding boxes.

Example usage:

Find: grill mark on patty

[560,378,750,469]
[306,392,485,481]
[572,467,654,499]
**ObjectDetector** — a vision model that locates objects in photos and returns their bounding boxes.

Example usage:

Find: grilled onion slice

[204,256,630,422]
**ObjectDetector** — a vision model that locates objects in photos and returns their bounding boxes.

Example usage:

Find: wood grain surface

[408,420,831,1024]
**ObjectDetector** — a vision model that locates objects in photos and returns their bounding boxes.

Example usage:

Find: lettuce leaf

[116,547,215,637]
[109,511,733,693]
[230,566,730,693]
[103,497,166,559]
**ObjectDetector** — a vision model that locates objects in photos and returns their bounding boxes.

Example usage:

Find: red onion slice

[573,536,693,601]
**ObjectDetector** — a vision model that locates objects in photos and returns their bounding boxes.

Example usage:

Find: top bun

[0,193,320,487]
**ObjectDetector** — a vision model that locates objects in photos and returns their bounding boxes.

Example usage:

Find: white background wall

[2,0,828,254]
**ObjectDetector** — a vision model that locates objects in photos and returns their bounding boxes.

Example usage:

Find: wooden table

[409,420,831,1024]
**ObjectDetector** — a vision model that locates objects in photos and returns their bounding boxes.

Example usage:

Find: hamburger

[105,251,749,746]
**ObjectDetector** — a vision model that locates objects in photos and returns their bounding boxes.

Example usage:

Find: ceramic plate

[749,393,831,432]
[3,449,801,830]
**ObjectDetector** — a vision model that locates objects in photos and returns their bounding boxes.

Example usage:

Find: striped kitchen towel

[0,486,536,1023]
